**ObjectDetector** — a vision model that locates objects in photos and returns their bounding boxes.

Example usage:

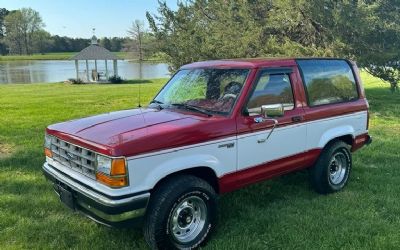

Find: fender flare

[137,154,222,191]
[318,125,355,149]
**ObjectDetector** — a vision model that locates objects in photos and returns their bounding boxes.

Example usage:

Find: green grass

[0,73,399,249]
[0,52,164,61]
[0,52,78,60]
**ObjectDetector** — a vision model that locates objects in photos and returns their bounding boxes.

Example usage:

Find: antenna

[138,62,143,108]
[138,80,142,108]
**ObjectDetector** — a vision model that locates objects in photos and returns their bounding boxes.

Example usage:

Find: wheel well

[326,134,353,148]
[152,167,220,194]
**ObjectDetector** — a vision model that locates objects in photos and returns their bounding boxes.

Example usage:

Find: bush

[108,75,124,83]
[67,78,84,84]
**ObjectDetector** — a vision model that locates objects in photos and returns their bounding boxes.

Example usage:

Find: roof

[180,58,297,69]
[70,44,119,60]
[179,57,349,69]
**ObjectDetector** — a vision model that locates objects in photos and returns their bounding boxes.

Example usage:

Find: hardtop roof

[180,57,351,70]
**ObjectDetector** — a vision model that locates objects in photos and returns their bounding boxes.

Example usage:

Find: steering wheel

[221,81,242,100]
[222,93,237,99]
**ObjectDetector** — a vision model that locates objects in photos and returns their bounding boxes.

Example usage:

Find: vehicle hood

[46,108,235,156]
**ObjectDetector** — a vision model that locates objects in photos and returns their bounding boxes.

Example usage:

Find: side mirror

[261,104,284,118]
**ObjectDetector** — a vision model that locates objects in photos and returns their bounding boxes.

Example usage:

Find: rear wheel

[143,175,217,250]
[310,141,352,194]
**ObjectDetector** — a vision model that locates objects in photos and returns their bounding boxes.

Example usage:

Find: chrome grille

[50,137,96,179]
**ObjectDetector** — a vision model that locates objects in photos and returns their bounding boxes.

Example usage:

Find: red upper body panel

[46,58,368,157]
[181,58,296,69]
[47,108,237,157]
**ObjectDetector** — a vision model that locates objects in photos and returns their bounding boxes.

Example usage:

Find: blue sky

[0,0,178,38]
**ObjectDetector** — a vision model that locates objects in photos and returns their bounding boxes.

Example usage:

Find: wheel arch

[151,166,220,194]
[318,125,355,149]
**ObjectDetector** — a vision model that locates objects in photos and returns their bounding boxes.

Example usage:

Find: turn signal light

[96,172,128,188]
[45,148,53,158]
[111,158,127,176]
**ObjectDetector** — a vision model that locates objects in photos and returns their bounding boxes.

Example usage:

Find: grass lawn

[0,73,399,249]
[0,52,164,61]
[0,52,79,61]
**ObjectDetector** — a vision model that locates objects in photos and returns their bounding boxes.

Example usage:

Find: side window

[246,72,294,116]
[297,59,359,106]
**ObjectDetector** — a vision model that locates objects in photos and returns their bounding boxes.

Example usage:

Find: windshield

[152,68,250,115]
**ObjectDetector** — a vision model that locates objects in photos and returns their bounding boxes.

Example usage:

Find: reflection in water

[0,60,170,84]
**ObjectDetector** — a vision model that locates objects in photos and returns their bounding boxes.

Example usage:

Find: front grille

[50,137,96,179]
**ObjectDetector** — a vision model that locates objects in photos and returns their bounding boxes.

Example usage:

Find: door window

[246,72,295,116]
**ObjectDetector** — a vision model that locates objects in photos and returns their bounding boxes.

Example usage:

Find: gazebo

[71,35,120,82]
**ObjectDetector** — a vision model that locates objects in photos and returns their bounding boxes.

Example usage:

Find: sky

[0,0,178,38]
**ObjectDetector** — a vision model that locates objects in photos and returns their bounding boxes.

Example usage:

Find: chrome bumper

[43,162,150,227]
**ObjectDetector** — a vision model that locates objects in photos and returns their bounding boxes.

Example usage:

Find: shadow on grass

[124,79,153,84]
[95,79,154,85]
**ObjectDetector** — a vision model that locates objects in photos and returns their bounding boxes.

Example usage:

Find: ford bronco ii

[43,58,371,249]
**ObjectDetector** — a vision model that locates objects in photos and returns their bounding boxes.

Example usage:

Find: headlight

[44,134,53,149]
[96,155,128,188]
[44,134,53,158]
[96,155,112,175]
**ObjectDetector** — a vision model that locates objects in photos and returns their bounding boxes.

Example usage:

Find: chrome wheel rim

[170,196,207,243]
[329,151,348,185]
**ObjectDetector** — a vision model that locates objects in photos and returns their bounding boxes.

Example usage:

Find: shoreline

[0,78,169,85]
[0,52,165,62]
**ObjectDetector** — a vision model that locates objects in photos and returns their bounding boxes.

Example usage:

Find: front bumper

[43,162,150,227]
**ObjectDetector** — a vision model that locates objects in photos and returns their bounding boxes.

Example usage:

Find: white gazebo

[71,35,120,82]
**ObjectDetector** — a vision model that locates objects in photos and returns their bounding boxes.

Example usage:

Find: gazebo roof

[71,36,119,60]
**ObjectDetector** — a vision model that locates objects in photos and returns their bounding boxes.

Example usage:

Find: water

[0,60,170,84]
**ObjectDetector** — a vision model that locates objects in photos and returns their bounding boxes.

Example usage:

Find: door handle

[257,118,278,143]
[291,116,303,122]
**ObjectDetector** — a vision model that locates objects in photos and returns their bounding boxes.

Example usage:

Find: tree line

[147,0,400,91]
[0,7,150,57]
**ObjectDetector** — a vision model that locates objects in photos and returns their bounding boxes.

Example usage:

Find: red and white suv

[43,58,371,249]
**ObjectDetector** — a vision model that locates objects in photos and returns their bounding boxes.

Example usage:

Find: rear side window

[297,59,358,106]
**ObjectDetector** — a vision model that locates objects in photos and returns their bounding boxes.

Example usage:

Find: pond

[0,60,171,84]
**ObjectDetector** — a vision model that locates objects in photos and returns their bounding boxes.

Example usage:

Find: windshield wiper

[150,99,164,104]
[170,103,213,117]
[149,99,164,109]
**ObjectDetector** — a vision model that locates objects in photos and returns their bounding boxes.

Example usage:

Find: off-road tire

[143,175,217,250]
[310,140,352,194]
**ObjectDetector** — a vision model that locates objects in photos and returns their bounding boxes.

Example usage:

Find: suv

[43,58,371,249]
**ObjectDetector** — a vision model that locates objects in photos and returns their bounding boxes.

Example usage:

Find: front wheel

[310,141,352,194]
[143,175,217,250]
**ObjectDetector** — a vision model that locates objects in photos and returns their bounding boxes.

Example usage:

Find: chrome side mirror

[261,104,284,118]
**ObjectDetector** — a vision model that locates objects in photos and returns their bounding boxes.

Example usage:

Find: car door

[235,67,307,186]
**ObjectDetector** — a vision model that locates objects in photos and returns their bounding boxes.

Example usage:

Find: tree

[100,37,112,50]
[3,10,24,54]
[148,0,400,91]
[300,0,400,92]
[0,8,10,55]
[110,37,124,51]
[355,1,400,92]
[128,20,145,61]
[3,8,44,55]
[147,0,331,71]
[32,30,53,54]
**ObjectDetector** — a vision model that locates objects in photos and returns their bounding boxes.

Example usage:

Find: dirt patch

[0,142,15,158]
